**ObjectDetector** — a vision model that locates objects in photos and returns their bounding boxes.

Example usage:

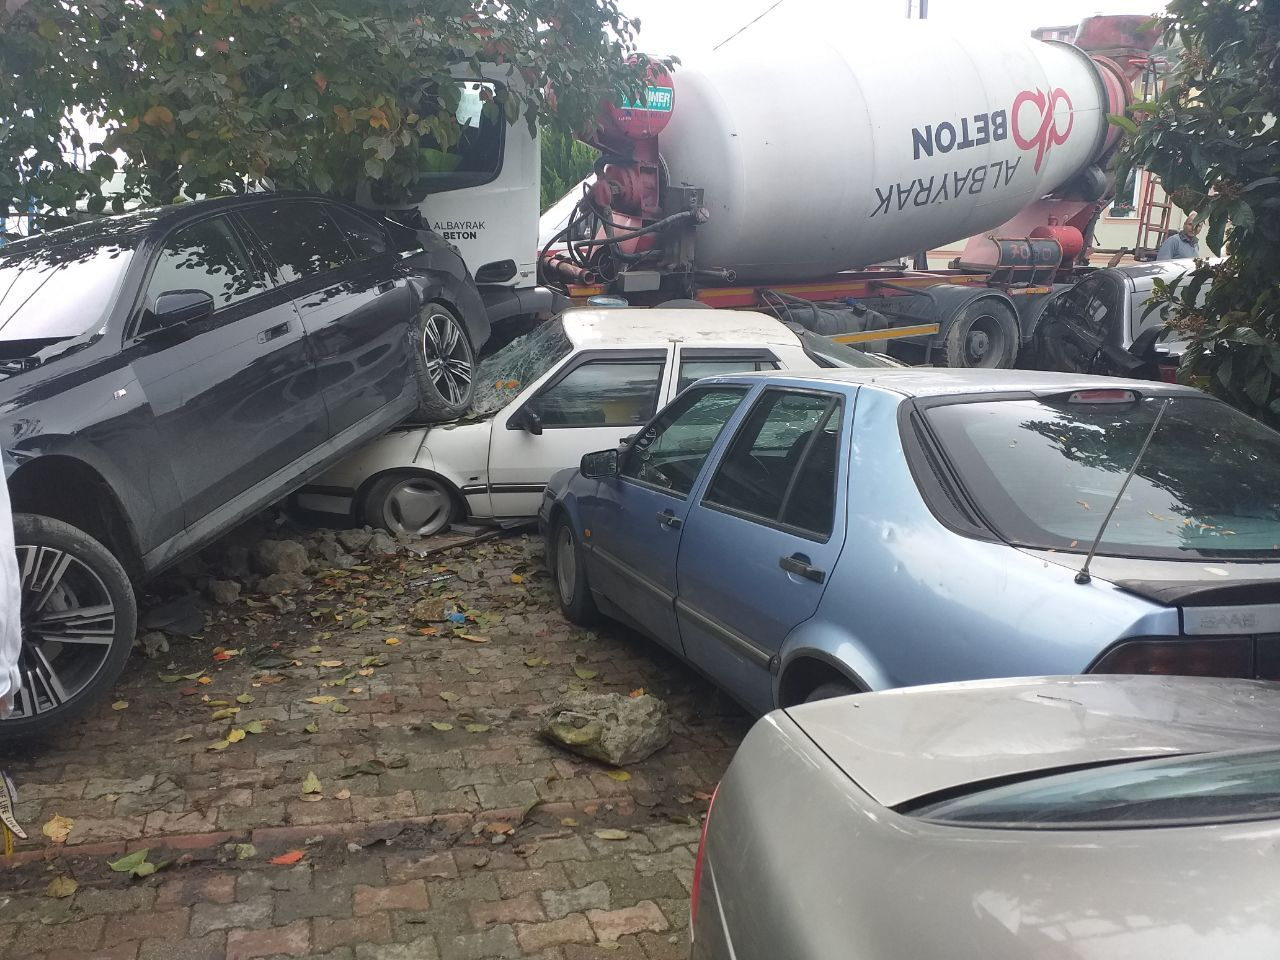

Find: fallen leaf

[385,637,401,646]
[628,688,645,698]
[207,739,230,751]
[331,703,350,714]
[573,667,598,681]
[335,788,351,800]
[303,722,319,734]
[561,817,579,827]
[269,850,305,866]
[45,875,77,898]
[301,771,322,795]
[236,694,255,704]
[226,728,247,744]
[668,813,699,827]
[458,634,489,643]
[1077,499,1091,510]
[605,769,631,782]
[430,721,453,731]
[111,700,129,711]
[594,829,630,841]
[357,668,375,677]
[308,645,322,654]
[174,733,193,743]
[464,723,491,733]
[243,720,267,735]
[306,696,336,704]
[360,656,387,668]
[42,815,74,844]
[197,677,212,685]
[464,667,481,676]
[510,574,524,584]
[693,790,714,801]
[440,692,460,702]
[235,843,256,860]
[205,699,230,707]
[319,660,345,668]
[484,821,515,835]
[108,849,153,877]
[210,708,240,721]
[524,657,549,668]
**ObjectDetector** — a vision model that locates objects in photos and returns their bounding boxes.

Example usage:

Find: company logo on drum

[1012,87,1073,173]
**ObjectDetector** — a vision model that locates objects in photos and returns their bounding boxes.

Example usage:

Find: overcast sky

[622,0,1166,59]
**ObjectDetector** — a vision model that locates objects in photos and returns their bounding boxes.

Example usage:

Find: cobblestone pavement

[0,530,748,960]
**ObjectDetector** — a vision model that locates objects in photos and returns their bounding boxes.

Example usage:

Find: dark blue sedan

[539,368,1280,712]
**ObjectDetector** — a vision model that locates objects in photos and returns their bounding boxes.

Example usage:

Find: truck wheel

[2,514,137,740]
[362,472,460,538]
[941,298,1018,369]
[410,302,476,421]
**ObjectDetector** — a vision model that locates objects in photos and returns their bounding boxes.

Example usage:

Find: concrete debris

[255,539,309,575]
[206,579,242,605]
[540,692,672,767]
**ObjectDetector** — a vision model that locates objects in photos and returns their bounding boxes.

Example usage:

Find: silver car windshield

[924,394,1280,559]
[471,318,572,417]
[906,747,1280,829]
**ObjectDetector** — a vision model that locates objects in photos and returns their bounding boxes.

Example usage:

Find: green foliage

[540,127,597,211]
[1120,0,1280,425]
[1,0,664,222]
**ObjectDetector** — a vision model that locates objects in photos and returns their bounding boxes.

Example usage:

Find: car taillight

[1158,364,1179,384]
[690,783,719,927]
[1089,636,1253,677]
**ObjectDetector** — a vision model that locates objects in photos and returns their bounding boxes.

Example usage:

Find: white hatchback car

[298,307,893,534]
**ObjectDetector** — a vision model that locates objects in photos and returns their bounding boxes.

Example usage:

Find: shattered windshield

[471,318,573,416]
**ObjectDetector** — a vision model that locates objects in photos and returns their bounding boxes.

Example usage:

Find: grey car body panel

[693,676,1280,960]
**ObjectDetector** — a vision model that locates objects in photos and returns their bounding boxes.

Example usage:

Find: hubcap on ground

[12,544,117,719]
[383,479,452,537]
[422,313,472,405]
[555,527,576,605]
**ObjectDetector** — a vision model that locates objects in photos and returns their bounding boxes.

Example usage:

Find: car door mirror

[509,408,543,435]
[580,448,619,479]
[153,289,215,328]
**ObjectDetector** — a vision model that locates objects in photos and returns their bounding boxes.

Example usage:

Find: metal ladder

[1133,172,1173,261]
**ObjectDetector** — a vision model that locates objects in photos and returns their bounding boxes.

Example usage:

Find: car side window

[620,386,749,497]
[704,389,842,538]
[527,359,664,428]
[676,357,779,393]
[139,216,265,334]
[239,202,355,283]
[326,204,390,258]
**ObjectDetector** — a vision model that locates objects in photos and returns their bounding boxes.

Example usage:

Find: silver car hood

[786,675,1280,808]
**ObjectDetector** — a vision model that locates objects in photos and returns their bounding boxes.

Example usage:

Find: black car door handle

[780,554,825,583]
[655,510,682,530]
[257,321,292,344]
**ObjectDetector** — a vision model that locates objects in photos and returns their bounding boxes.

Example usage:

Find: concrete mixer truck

[395,12,1160,370]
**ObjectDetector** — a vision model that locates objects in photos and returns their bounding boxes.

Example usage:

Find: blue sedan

[538,368,1280,713]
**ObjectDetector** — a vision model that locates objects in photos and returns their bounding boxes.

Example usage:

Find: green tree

[540,127,597,211]
[1,0,661,224]
[1120,0,1280,425]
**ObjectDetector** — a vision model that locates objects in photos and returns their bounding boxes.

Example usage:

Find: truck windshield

[923,394,1280,559]
[471,318,572,416]
[0,230,136,342]
[906,747,1280,829]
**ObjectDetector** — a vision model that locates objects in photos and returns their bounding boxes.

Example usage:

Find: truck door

[416,79,540,288]
[675,387,851,714]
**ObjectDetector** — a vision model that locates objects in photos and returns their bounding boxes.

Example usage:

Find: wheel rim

[555,526,576,605]
[382,478,453,537]
[962,313,1011,368]
[421,312,473,406]
[11,543,118,720]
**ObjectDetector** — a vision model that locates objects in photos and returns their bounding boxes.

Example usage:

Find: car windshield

[0,227,137,342]
[906,747,1280,829]
[470,318,573,416]
[923,393,1280,559]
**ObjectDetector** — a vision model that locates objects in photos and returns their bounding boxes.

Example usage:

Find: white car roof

[560,308,802,349]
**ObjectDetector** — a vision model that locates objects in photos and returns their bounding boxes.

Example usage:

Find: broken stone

[409,598,447,623]
[337,528,374,554]
[314,540,358,569]
[368,531,399,555]
[540,692,671,767]
[258,572,310,595]
[136,631,169,659]
[255,539,308,575]
[207,579,242,605]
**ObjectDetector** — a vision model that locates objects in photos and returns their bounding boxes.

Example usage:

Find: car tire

[410,302,476,422]
[941,298,1019,369]
[362,472,460,538]
[2,514,138,739]
[804,680,857,703]
[550,515,598,626]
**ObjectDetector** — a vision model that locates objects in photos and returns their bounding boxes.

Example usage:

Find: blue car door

[579,384,752,653]
[675,386,852,714]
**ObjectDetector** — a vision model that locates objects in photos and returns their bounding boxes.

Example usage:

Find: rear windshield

[923,394,1280,559]
[907,748,1280,829]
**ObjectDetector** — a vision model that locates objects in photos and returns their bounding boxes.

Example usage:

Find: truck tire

[410,302,476,422]
[2,514,137,740]
[941,297,1019,369]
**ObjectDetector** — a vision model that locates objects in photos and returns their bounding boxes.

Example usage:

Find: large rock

[314,540,358,569]
[540,692,671,767]
[258,572,311,595]
[337,528,375,554]
[255,539,308,575]
[207,579,242,605]
[367,531,399,556]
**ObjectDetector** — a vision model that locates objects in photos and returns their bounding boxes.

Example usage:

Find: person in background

[1157,215,1201,260]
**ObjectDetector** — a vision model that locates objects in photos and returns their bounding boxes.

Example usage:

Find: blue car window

[704,389,841,537]
[622,386,749,497]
